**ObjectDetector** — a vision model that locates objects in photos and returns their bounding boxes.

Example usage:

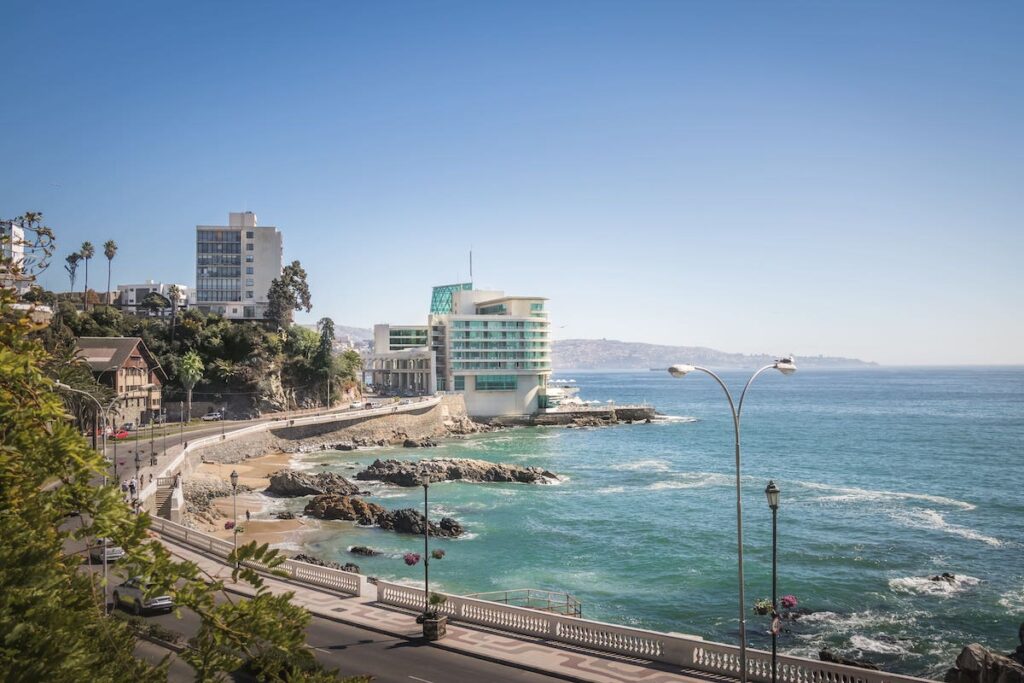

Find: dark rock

[945,643,1024,683]
[335,443,356,451]
[303,495,464,537]
[819,650,880,671]
[356,457,560,487]
[403,439,420,448]
[266,469,360,497]
[349,545,381,557]
[291,553,360,575]
[274,511,297,520]
[931,572,958,584]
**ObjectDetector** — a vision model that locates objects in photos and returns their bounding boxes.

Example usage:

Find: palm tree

[168,284,181,344]
[80,241,95,310]
[179,351,204,423]
[103,240,117,306]
[64,253,82,300]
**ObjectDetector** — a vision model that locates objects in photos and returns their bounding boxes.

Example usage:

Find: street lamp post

[421,472,430,617]
[667,357,796,683]
[230,469,239,572]
[765,480,780,683]
[134,452,141,491]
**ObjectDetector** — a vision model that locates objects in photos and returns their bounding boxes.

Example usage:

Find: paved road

[131,586,564,683]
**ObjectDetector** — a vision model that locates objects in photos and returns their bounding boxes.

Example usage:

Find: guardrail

[465,588,582,617]
[376,581,933,683]
[150,517,363,597]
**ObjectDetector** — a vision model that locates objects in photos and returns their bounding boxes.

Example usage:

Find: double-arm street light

[421,472,431,618]
[765,480,781,683]
[667,357,796,683]
[230,469,239,572]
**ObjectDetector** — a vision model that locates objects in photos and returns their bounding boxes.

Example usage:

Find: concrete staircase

[154,484,174,519]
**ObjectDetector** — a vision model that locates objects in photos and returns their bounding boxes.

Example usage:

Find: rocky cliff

[355,457,560,486]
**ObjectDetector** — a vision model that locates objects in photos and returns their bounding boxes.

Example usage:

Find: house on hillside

[75,337,166,426]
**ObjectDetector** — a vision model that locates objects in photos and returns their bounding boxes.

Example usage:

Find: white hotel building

[194,212,282,320]
[369,283,552,417]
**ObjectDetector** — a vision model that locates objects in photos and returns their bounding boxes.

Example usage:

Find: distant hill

[552,338,875,370]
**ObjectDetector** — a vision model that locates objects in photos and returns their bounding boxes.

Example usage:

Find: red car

[112,429,130,440]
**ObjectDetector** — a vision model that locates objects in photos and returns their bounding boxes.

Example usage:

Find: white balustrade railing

[375,581,934,683]
[149,517,362,597]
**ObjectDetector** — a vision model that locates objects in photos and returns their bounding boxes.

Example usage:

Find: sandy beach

[191,451,323,546]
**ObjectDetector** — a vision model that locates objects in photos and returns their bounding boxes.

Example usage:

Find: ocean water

[281,368,1023,678]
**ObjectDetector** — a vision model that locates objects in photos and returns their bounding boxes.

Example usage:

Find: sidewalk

[159,538,711,683]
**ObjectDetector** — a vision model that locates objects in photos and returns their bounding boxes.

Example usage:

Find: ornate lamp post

[229,469,239,570]
[765,480,781,683]
[134,452,141,490]
[667,357,796,683]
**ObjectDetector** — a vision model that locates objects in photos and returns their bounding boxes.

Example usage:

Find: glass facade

[475,375,517,391]
[429,283,473,314]
[196,229,242,303]
[477,303,507,315]
[453,376,465,390]
[448,318,550,371]
[389,328,428,349]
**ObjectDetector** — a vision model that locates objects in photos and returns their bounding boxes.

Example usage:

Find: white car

[349,401,364,409]
[201,411,223,421]
[89,539,125,563]
[113,577,174,615]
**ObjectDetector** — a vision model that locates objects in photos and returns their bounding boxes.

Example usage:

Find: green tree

[64,252,81,295]
[80,241,95,310]
[179,349,204,421]
[140,291,171,318]
[167,284,181,345]
[103,239,117,306]
[266,260,312,329]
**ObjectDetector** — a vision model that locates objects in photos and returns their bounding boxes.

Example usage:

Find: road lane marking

[409,677,434,683]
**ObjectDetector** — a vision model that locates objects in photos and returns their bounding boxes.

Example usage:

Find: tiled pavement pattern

[161,538,714,683]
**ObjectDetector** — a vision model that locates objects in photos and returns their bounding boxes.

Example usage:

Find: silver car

[113,577,174,615]
[89,539,125,563]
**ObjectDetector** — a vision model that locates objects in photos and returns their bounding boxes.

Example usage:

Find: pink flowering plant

[403,552,421,566]
[224,520,236,530]
[780,595,798,610]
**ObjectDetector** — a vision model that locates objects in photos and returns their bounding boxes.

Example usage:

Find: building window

[453,376,465,391]
[245,278,254,286]
[246,243,254,251]
[246,231,254,239]
[475,375,517,391]
[245,255,254,263]
[246,267,253,275]
[246,291,254,299]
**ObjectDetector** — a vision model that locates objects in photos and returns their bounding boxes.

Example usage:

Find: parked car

[123,422,136,432]
[349,401,364,409]
[89,539,125,563]
[113,577,174,615]
[201,411,223,421]
[152,414,166,424]
[112,429,130,440]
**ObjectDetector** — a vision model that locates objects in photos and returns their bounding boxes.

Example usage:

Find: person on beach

[245,509,251,521]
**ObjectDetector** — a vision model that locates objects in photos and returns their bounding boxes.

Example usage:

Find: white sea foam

[800,481,975,511]
[889,508,1003,547]
[596,486,626,494]
[849,635,910,655]
[889,574,981,596]
[653,415,699,424]
[998,586,1024,613]
[452,532,479,541]
[647,472,733,491]
[610,459,672,472]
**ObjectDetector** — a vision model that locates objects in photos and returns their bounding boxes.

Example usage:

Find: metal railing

[465,588,582,617]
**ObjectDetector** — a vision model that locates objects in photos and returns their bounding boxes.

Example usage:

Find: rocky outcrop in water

[349,545,381,557]
[303,494,464,537]
[945,643,1024,683]
[819,650,880,671]
[291,553,360,575]
[266,469,361,497]
[355,458,559,486]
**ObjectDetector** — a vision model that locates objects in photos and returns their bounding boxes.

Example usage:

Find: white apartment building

[116,280,190,313]
[370,283,552,417]
[0,219,30,294]
[195,212,282,320]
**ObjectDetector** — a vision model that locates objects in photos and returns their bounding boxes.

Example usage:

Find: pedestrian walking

[128,480,136,499]
[245,509,251,521]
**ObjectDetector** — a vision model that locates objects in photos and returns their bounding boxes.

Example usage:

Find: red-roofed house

[75,337,166,426]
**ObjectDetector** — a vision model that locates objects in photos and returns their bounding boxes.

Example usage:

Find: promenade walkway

[160,537,709,683]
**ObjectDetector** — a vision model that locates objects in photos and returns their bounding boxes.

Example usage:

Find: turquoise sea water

[269,368,1023,678]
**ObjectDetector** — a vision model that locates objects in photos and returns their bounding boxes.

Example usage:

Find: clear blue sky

[2,1,1021,365]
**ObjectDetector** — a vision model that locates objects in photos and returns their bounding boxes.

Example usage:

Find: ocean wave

[998,586,1024,614]
[653,415,699,424]
[889,574,981,596]
[451,532,479,541]
[889,509,1003,547]
[799,481,976,511]
[596,485,627,494]
[647,472,733,491]
[610,459,672,472]
[849,634,910,655]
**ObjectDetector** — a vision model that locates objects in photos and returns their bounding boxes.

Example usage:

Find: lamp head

[667,364,696,378]
[229,469,239,488]
[54,381,71,390]
[774,356,797,375]
[420,471,431,487]
[765,480,780,509]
